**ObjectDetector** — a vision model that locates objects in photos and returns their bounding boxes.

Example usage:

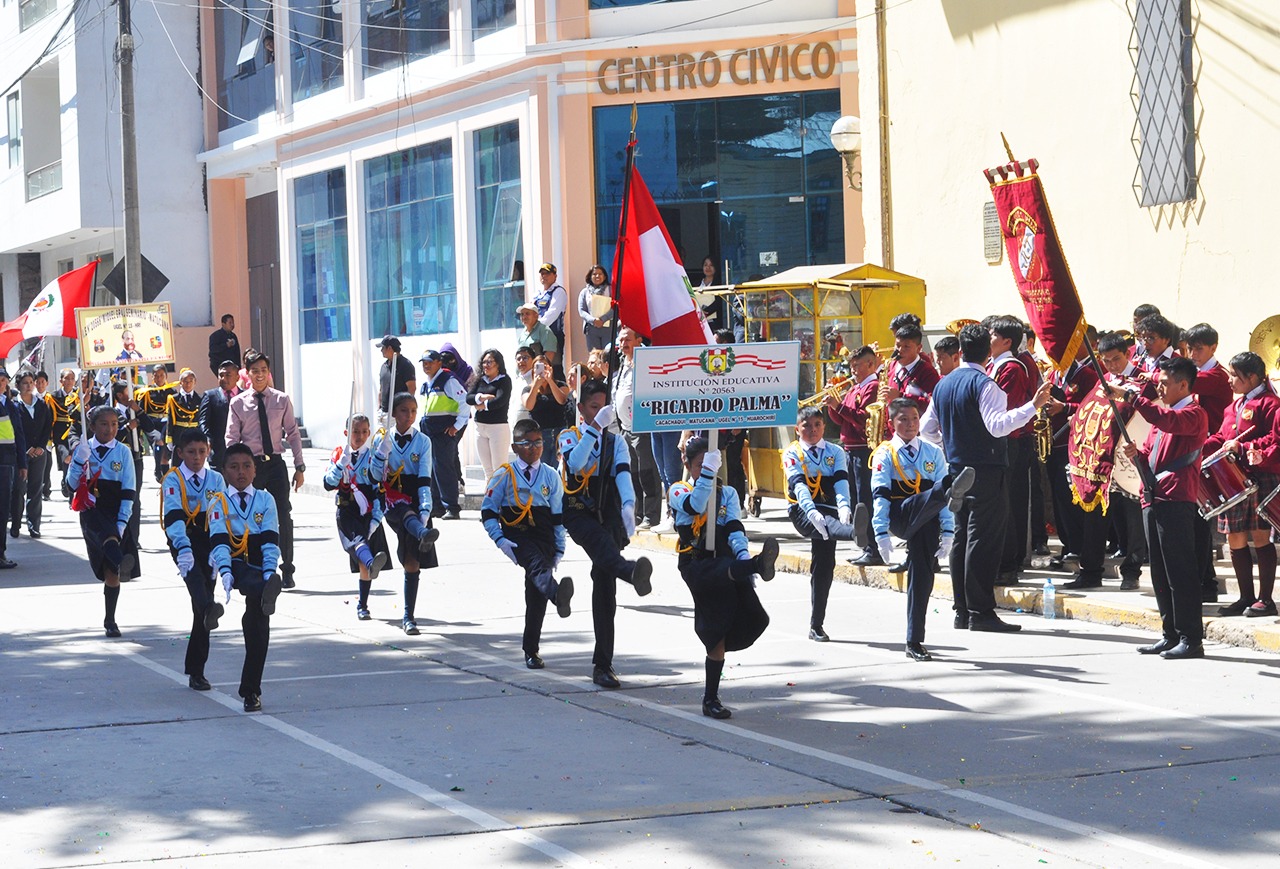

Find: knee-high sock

[354,543,374,569]
[1229,546,1256,601]
[104,584,120,623]
[704,656,723,703]
[358,579,371,607]
[729,558,756,582]
[1256,543,1277,602]
[102,538,123,571]
[403,571,420,620]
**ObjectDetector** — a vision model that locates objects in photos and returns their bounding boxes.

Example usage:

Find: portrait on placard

[75,303,176,371]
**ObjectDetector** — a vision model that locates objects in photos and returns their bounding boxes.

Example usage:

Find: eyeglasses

[512,439,544,448]
[482,359,497,367]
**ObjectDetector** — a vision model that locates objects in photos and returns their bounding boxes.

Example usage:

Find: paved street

[2,486,1278,868]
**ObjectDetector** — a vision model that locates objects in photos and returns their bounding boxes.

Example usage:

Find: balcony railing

[26,160,62,200]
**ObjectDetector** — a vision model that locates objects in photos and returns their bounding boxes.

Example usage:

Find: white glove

[935,535,953,561]
[338,449,352,469]
[176,549,195,577]
[702,449,722,474]
[377,434,393,458]
[806,508,829,539]
[593,404,616,430]
[74,439,92,463]
[838,506,852,526]
[622,503,636,538]
[220,570,234,602]
[877,537,896,565]
[497,538,519,564]
[116,522,127,539]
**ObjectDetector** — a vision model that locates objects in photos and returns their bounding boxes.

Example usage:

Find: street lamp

[830,115,862,191]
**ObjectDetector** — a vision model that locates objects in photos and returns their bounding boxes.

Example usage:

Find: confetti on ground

[449,786,464,792]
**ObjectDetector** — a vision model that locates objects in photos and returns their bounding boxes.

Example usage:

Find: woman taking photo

[523,355,568,469]
[578,265,614,352]
[466,349,512,481]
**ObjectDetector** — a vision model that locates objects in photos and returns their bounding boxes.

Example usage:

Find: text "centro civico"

[597,42,839,95]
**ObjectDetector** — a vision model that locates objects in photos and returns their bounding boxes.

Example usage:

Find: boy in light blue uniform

[783,406,865,642]
[870,398,973,661]
[68,404,137,637]
[324,413,391,620]
[482,418,574,670]
[161,428,227,690]
[209,443,284,712]
[369,393,440,635]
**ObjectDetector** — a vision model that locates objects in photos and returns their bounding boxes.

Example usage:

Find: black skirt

[680,556,769,652]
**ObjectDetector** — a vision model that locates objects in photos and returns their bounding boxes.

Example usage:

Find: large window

[594,90,843,282]
[474,121,523,331]
[295,168,351,343]
[214,0,276,131]
[365,140,457,337]
[365,0,450,74]
[290,0,342,101]
[19,0,57,31]
[473,0,515,36]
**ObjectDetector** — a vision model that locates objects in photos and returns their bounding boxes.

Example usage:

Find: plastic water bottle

[1043,578,1056,620]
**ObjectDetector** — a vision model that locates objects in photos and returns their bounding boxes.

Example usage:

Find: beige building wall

[858,0,1280,355]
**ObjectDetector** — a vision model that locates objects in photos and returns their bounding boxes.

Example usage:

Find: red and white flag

[0,260,98,357]
[615,170,712,347]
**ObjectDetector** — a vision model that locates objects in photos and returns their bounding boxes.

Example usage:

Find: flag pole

[604,104,638,403]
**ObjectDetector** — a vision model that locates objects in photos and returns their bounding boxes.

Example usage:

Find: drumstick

[1203,426,1255,465]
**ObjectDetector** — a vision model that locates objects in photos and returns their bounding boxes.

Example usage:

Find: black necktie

[238,492,248,511]
[396,433,412,448]
[904,444,916,461]
[350,450,359,464]
[96,445,109,458]
[524,465,534,483]
[192,474,202,490]
[257,394,274,456]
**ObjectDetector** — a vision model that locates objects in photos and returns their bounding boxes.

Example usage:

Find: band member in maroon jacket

[1019,324,1050,556]
[1110,356,1209,659]
[986,315,1035,584]
[1185,323,1234,602]
[827,345,882,565]
[885,322,939,411]
[1202,352,1280,618]
[1042,332,1100,585]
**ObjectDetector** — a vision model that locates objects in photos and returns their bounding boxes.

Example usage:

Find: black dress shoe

[1119,577,1140,591]
[1160,640,1205,659]
[243,694,262,712]
[592,666,621,689]
[1137,637,1179,655]
[104,621,122,638]
[629,557,653,596]
[1032,544,1052,556]
[0,557,17,569]
[260,574,283,616]
[1060,575,1103,590]
[444,509,461,521]
[281,575,296,590]
[702,698,732,719]
[953,612,970,630]
[1246,600,1278,617]
[809,627,830,642]
[1216,598,1255,617]
[968,615,1022,632]
[8,527,17,538]
[189,675,212,691]
[203,602,224,632]
[850,550,883,567]
[756,537,779,582]
[555,576,574,618]
[905,642,932,662]
[524,653,545,670]
[946,466,976,513]
[993,572,1022,586]
[402,619,420,635]
[27,527,40,539]
[1047,556,1066,571]
[418,527,440,552]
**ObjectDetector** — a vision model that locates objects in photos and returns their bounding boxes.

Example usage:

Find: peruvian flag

[0,261,98,357]
[614,170,712,347]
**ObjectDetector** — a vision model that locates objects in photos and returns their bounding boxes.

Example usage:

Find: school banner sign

[75,303,175,370]
[631,342,800,433]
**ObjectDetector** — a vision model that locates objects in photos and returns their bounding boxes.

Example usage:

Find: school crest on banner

[1067,384,1127,514]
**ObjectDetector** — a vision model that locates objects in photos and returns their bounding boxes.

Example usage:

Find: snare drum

[1197,451,1257,519]
[1257,484,1280,534]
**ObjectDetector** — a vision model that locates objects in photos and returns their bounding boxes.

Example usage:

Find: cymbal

[1249,315,1280,375]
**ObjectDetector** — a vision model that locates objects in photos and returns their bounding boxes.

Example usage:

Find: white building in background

[0,0,210,370]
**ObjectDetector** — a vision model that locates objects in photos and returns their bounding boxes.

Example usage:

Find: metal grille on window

[1130,0,1196,206]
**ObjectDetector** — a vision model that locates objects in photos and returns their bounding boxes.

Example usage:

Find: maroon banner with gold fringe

[985,159,1087,375]
[1067,383,1128,514]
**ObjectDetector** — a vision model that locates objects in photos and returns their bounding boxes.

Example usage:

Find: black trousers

[1113,494,1148,581]
[1030,455,1048,549]
[41,445,52,498]
[1144,500,1203,643]
[255,456,295,580]
[232,561,273,698]
[182,563,216,679]
[845,445,874,550]
[623,429,662,524]
[10,452,46,532]
[1075,500,1109,581]
[885,482,950,644]
[788,505,838,630]
[1046,446,1079,555]
[508,528,560,656]
[950,464,1006,617]
[724,431,748,509]
[0,459,15,557]
[1193,513,1217,592]
[563,510,633,669]
[1000,438,1032,573]
[428,430,461,513]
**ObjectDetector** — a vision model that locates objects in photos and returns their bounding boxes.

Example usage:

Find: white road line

[106,643,590,868]
[454,646,1224,869]
[211,666,440,686]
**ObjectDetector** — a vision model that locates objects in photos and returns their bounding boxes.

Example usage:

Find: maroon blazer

[1133,394,1208,505]
[989,354,1035,439]
[1193,362,1232,435]
[888,356,939,411]
[828,376,878,449]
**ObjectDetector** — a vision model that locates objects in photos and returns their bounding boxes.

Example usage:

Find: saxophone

[865,348,897,455]
[1033,358,1054,464]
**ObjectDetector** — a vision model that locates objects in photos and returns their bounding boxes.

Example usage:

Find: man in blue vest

[419,349,470,520]
[920,324,1050,633]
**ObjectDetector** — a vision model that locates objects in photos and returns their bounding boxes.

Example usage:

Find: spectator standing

[517,303,558,361]
[578,265,614,352]
[199,361,240,470]
[467,349,512,482]
[513,346,536,424]
[10,372,51,538]
[208,314,242,377]
[524,355,568,470]
[418,349,469,520]
[532,263,568,365]
[0,369,28,568]
[439,343,473,387]
[377,335,416,412]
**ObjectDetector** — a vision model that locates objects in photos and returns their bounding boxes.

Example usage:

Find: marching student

[11,371,51,539]
[1186,323,1234,603]
[671,437,779,719]
[48,368,79,496]
[109,381,150,581]
[208,443,285,712]
[870,399,972,661]
[1204,352,1280,617]
[783,406,864,642]
[323,414,391,620]
[161,429,226,691]
[164,368,202,448]
[136,364,176,482]
[1096,332,1151,588]
[481,418,574,670]
[559,379,654,689]
[826,344,882,566]
[66,405,136,637]
[369,393,441,635]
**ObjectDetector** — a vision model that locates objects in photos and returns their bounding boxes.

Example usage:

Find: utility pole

[117,0,142,306]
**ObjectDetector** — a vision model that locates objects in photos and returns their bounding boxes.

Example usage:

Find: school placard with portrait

[75,303,176,371]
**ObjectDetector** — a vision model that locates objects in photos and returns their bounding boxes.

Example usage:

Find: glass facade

[589,0,692,7]
[365,140,458,337]
[594,90,844,282]
[474,121,524,331]
[290,0,343,101]
[473,0,516,36]
[296,168,352,343]
[365,0,450,74]
[215,0,276,131]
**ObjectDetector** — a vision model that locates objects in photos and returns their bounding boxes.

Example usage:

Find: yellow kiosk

[717,263,928,516]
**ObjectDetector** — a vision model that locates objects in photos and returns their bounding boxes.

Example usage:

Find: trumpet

[799,374,852,408]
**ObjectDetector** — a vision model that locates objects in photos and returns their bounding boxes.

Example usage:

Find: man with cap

[533,263,568,365]
[517,303,558,360]
[418,349,469,520]
[378,335,416,417]
[208,314,242,377]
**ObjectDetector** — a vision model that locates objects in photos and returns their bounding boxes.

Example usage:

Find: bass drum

[1112,413,1154,501]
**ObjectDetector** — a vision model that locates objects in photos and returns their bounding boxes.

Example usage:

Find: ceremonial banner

[75,303,175,371]
[985,159,1087,374]
[1067,383,1132,514]
[631,342,800,433]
